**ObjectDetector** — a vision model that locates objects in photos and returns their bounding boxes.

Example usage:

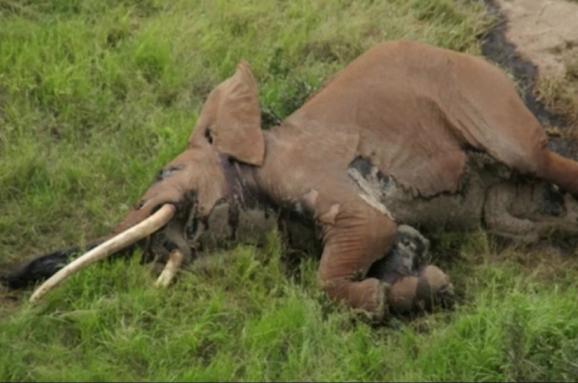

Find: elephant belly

[347,154,505,231]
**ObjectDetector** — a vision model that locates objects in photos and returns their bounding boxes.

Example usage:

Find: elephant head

[117,60,265,233]
[27,61,271,301]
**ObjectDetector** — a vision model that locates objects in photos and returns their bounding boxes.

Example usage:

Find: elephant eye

[205,128,214,144]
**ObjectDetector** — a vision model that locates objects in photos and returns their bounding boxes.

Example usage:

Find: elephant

[5,40,578,321]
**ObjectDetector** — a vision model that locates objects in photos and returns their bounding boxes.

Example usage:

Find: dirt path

[496,0,578,79]
[482,0,578,158]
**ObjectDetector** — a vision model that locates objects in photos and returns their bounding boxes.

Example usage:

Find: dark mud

[480,0,578,160]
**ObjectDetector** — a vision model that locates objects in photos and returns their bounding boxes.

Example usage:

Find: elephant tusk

[154,248,184,288]
[29,204,177,303]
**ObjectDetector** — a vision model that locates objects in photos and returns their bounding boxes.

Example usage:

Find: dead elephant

[5,40,578,322]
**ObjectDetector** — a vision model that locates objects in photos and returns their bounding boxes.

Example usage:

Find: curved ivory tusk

[29,204,176,303]
[154,249,184,288]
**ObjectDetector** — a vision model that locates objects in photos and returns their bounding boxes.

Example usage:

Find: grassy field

[1,0,578,381]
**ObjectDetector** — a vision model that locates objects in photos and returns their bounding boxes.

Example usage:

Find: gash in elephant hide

[5,41,578,322]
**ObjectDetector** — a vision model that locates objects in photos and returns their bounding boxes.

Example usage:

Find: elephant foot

[387,265,454,315]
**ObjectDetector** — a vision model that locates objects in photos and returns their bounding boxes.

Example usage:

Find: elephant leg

[317,201,397,320]
[481,129,578,196]
[484,183,542,243]
[484,182,578,242]
[317,206,455,319]
[388,265,454,314]
[485,140,578,197]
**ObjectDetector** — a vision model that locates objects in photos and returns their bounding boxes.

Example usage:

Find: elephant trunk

[29,204,176,303]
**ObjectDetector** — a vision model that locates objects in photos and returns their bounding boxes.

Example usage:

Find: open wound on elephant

[347,156,396,220]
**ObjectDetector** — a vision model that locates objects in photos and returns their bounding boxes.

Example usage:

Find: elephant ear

[212,61,265,166]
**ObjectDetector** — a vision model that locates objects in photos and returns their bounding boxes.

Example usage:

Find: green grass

[2,232,578,381]
[1,0,578,381]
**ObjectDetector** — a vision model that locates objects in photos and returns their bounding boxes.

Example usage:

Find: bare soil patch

[482,0,578,158]
[497,0,578,78]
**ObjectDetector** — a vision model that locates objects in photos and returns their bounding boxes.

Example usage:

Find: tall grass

[1,0,578,381]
